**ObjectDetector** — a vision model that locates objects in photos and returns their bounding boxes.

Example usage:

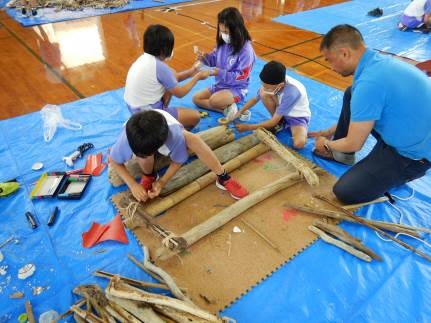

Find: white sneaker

[223,103,238,122]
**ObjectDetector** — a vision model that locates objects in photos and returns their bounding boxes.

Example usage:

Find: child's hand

[148,180,164,199]
[130,182,148,202]
[194,49,205,61]
[196,70,211,80]
[235,123,251,133]
[210,67,219,76]
[193,60,202,72]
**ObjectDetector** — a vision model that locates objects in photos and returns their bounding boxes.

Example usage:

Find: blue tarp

[2,0,191,27]
[1,58,430,322]
[273,0,431,62]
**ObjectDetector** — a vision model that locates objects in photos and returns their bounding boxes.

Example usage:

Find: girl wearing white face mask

[124,24,210,129]
[192,7,256,115]
[235,61,311,150]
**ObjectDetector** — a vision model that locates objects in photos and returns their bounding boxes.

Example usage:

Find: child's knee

[292,136,306,149]
[192,94,199,104]
[190,110,201,125]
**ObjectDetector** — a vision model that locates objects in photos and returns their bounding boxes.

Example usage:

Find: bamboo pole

[314,195,431,262]
[155,171,308,261]
[255,128,319,186]
[160,133,260,196]
[139,143,270,218]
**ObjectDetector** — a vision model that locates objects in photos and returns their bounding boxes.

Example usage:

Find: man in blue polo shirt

[311,24,431,204]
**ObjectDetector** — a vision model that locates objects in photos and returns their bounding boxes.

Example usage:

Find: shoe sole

[215,180,241,200]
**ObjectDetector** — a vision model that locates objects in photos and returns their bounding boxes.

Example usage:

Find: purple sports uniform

[203,40,256,103]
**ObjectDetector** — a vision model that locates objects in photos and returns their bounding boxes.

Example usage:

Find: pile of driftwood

[59,247,233,323]
[288,195,431,262]
[6,0,129,11]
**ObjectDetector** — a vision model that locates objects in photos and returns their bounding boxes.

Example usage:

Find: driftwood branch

[106,278,223,323]
[314,195,431,262]
[343,196,388,210]
[285,203,422,237]
[128,252,193,305]
[128,254,164,282]
[94,270,187,293]
[313,220,381,261]
[309,225,373,262]
[255,127,319,186]
[156,170,311,260]
[106,295,164,323]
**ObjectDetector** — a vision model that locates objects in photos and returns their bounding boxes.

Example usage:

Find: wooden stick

[73,314,86,323]
[143,247,193,304]
[313,220,381,261]
[106,278,223,323]
[160,133,260,196]
[314,195,431,262]
[156,171,309,260]
[142,143,270,217]
[25,301,36,323]
[127,254,164,282]
[94,270,187,293]
[70,305,103,323]
[56,299,86,321]
[343,196,388,210]
[309,225,372,262]
[106,295,163,323]
[255,127,319,186]
[285,203,422,237]
[240,219,280,253]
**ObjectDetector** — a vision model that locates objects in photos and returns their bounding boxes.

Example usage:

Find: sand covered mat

[112,140,343,313]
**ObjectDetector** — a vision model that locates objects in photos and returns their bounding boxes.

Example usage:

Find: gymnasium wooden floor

[0,0,353,120]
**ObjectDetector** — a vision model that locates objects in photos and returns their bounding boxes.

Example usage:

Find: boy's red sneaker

[216,178,249,200]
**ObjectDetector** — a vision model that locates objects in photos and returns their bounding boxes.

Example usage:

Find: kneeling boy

[235,61,311,149]
[110,109,248,202]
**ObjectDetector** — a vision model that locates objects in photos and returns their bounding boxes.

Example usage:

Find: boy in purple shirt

[235,61,311,149]
[109,109,248,201]
[192,7,256,116]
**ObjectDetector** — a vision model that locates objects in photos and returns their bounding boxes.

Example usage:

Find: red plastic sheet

[82,214,128,248]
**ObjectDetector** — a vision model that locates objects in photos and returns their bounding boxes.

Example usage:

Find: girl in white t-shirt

[124,24,210,128]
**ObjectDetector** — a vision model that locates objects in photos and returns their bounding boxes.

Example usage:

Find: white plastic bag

[41,104,82,142]
[39,310,59,323]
